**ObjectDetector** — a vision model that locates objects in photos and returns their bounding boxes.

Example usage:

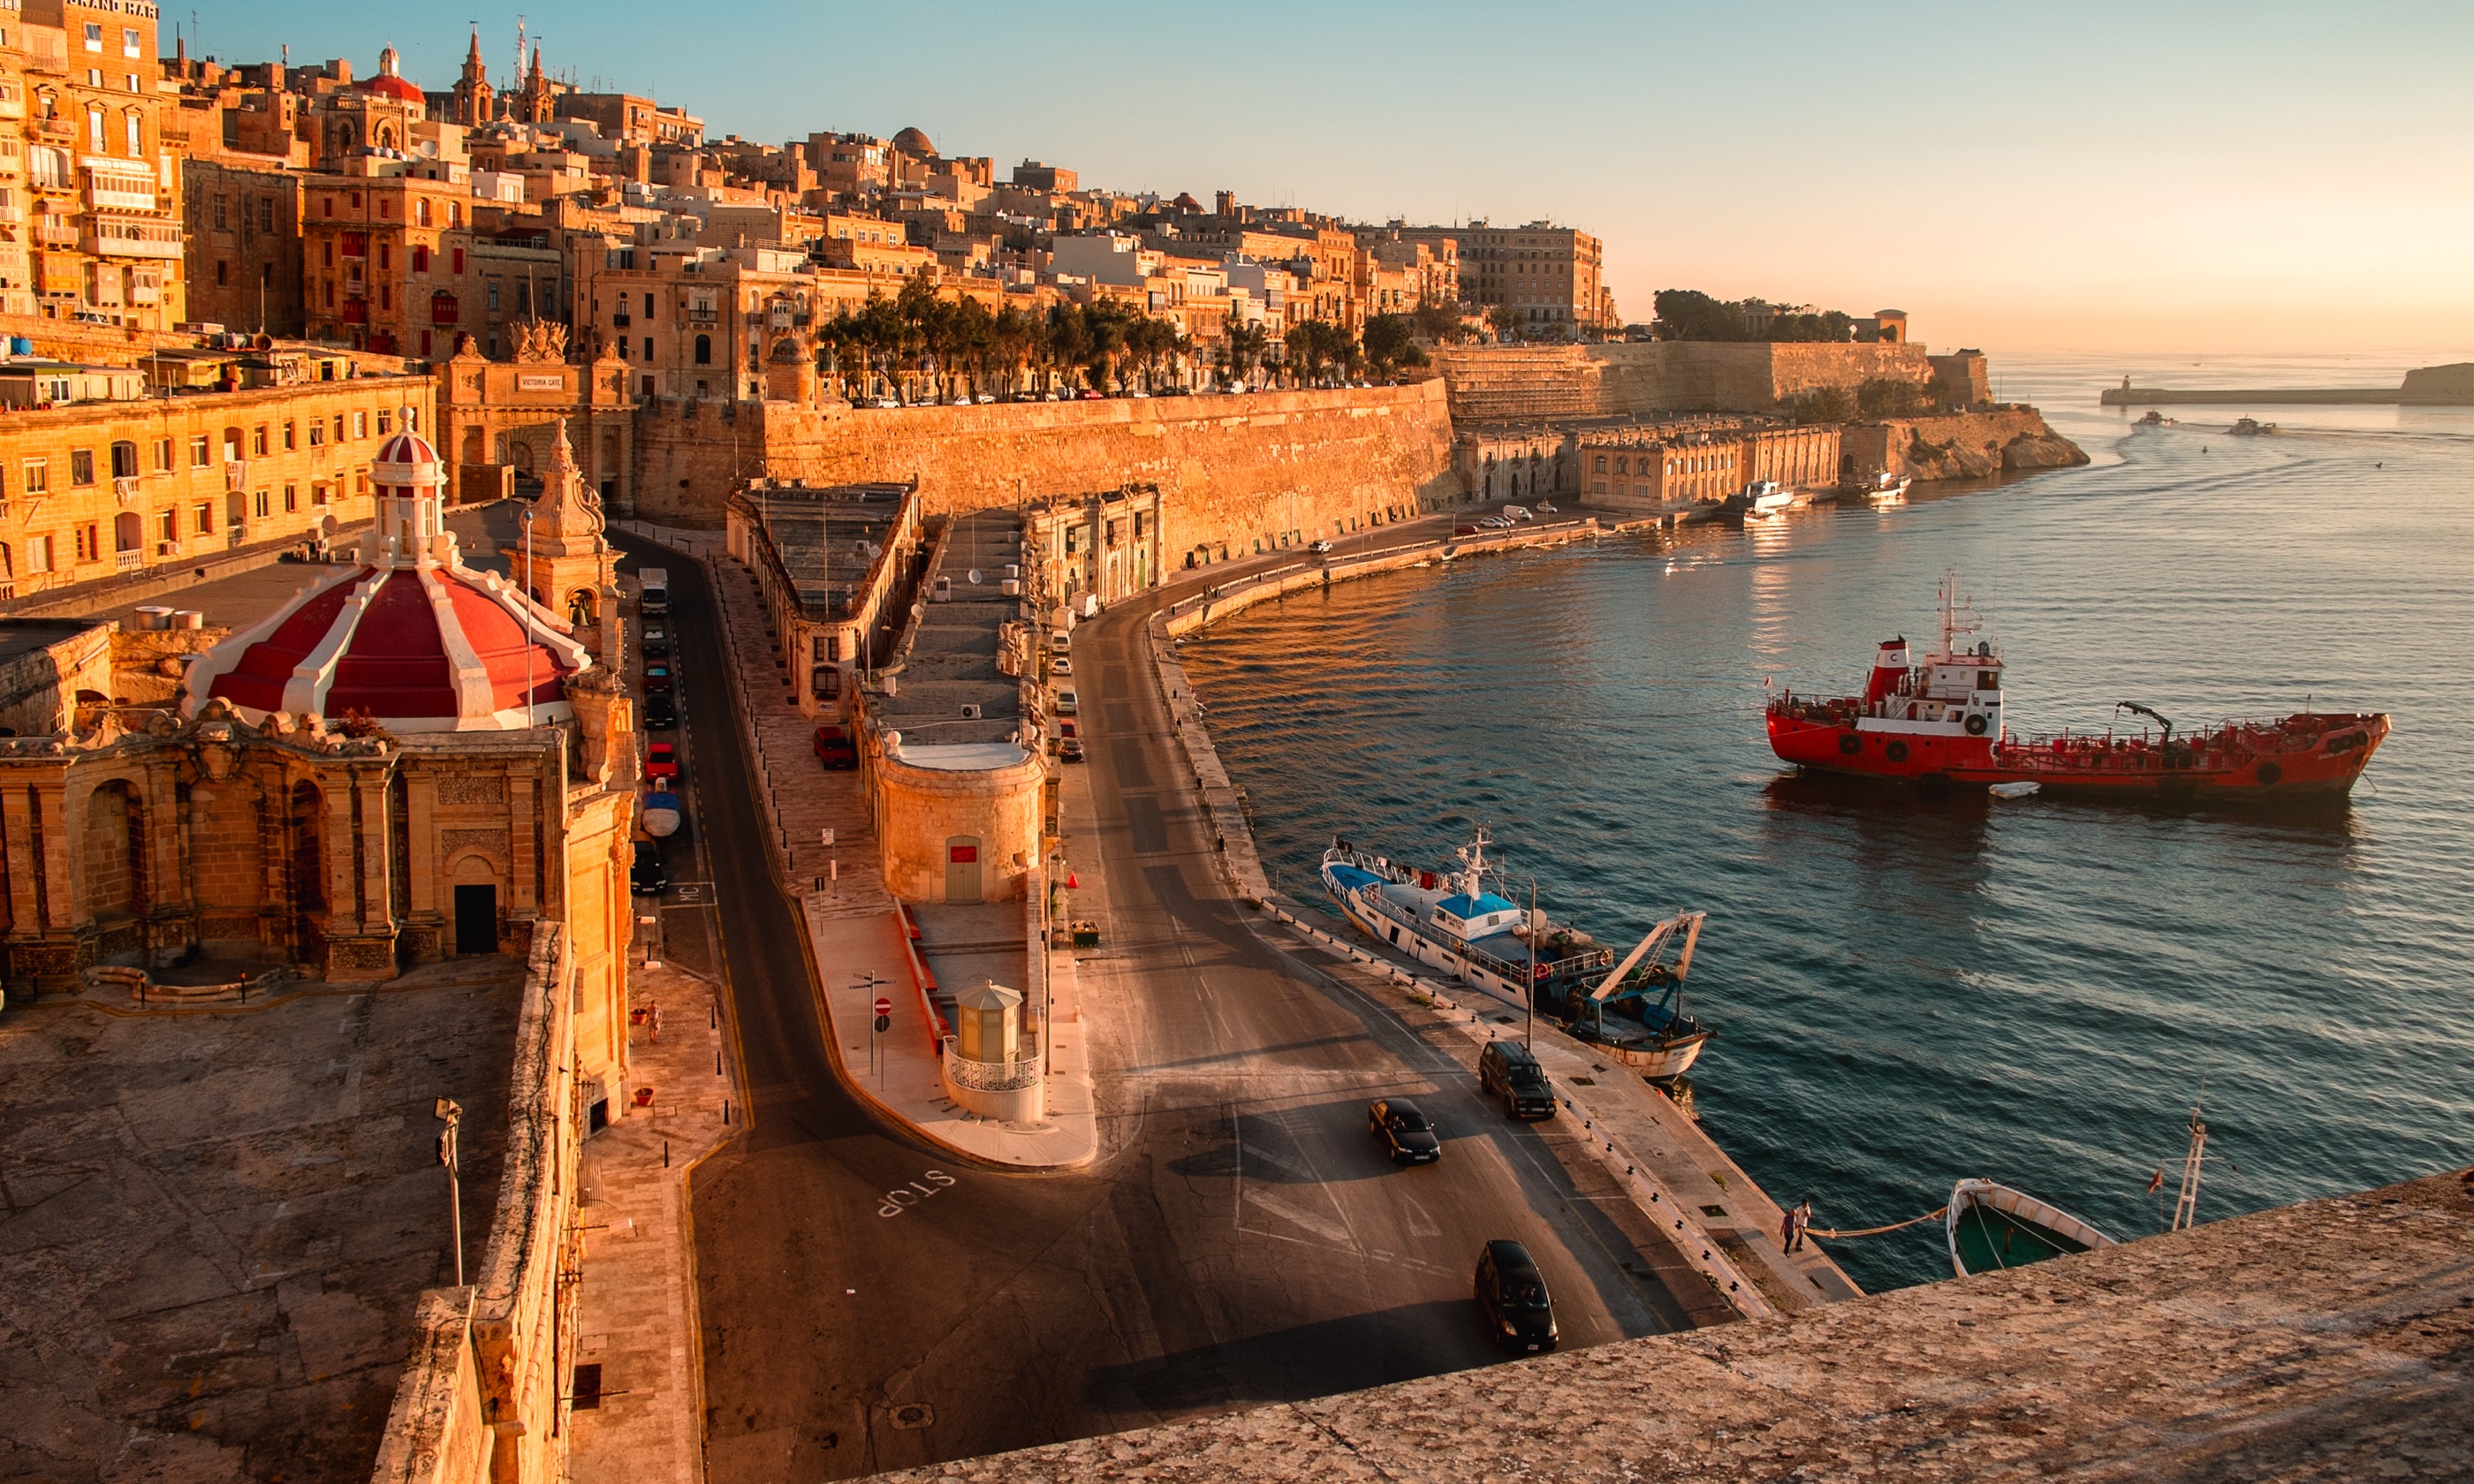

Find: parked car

[1051,632,1072,655]
[1052,656,1074,677]
[1537,502,1559,513]
[630,839,668,896]
[642,696,677,730]
[642,664,674,695]
[1308,539,1333,555]
[1367,1097,1441,1165]
[1474,1240,1559,1352]
[869,398,899,409]
[1059,738,1085,763]
[1077,390,1104,400]
[646,741,679,783]
[1479,1040,1557,1120]
[641,634,672,662]
[1059,717,1077,739]
[813,724,857,769]
[1056,689,1079,716]
[1453,524,1481,536]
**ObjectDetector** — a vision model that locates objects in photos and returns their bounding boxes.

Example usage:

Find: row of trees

[1651,289,1881,344]
[1785,377,1946,423]
[818,279,1473,400]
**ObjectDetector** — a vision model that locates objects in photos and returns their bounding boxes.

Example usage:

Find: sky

[200,0,2474,355]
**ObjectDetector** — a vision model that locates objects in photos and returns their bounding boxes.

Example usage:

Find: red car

[813,724,857,769]
[646,741,679,783]
[642,663,674,695]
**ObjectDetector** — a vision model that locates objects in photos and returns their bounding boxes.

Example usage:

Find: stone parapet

[868,1169,2474,1483]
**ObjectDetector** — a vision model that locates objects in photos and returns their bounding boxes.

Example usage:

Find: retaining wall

[1436,342,1936,425]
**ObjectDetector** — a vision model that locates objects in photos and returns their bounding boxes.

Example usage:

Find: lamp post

[1525,876,1538,1051]
[434,1097,465,1287]
[520,507,535,728]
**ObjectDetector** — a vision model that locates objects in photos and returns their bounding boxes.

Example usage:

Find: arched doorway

[452,855,500,954]
[81,781,146,944]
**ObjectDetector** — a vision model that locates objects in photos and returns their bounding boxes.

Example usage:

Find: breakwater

[2098,360,2474,406]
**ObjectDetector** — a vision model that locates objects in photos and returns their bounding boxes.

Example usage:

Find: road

[616,513,1680,1482]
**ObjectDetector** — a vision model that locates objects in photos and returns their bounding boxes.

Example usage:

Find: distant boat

[1946,1178,2117,1278]
[2227,416,2279,435]
[1837,471,1910,505]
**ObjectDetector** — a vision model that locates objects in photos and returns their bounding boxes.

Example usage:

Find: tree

[1785,386,1854,423]
[1411,299,1468,345]
[1856,377,1931,418]
[1223,309,1270,387]
[1362,314,1417,377]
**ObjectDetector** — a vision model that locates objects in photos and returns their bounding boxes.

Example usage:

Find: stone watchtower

[505,420,622,655]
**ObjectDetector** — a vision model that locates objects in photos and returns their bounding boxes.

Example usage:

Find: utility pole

[1525,877,1537,1050]
[435,1098,465,1286]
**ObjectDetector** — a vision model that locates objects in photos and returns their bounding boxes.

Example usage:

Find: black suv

[1479,1040,1556,1120]
[1367,1098,1441,1165]
[1474,1239,1559,1352]
[630,839,667,896]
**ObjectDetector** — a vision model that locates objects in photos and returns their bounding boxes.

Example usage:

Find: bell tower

[505,420,621,654]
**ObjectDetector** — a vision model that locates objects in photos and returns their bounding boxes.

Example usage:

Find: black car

[642,696,677,730]
[1367,1097,1441,1165]
[1479,1040,1557,1120]
[630,839,667,896]
[1474,1239,1559,1353]
[641,634,672,662]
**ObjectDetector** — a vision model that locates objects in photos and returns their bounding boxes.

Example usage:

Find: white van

[1502,505,1534,522]
[1056,689,1079,716]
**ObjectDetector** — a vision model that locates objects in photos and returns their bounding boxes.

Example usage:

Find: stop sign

[874,996,892,1017]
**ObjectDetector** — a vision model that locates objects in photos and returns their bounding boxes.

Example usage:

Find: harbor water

[1179,350,2474,1293]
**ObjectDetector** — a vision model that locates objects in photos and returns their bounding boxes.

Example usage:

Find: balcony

[34,220,79,248]
[112,475,140,504]
[0,205,22,225]
[116,549,144,572]
[27,117,74,144]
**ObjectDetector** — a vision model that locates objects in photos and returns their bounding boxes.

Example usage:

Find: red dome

[194,566,581,731]
[365,73,426,103]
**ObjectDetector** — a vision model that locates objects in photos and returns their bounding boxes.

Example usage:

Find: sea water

[1179,350,2474,1291]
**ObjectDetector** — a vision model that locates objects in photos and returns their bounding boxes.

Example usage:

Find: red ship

[1765,574,2389,799]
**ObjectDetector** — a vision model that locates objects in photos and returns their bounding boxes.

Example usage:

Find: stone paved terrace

[881,509,1026,748]
[869,1170,2474,1483]
[0,958,527,1481]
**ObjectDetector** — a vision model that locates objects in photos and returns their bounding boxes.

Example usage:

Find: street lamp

[520,507,536,728]
[434,1097,465,1287]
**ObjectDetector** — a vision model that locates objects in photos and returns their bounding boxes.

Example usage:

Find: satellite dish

[968,569,983,584]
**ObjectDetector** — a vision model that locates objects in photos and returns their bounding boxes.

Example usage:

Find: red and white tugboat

[1766,573,2390,799]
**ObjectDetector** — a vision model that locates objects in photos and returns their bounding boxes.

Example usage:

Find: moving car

[1367,1097,1441,1165]
[646,741,679,783]
[813,724,857,769]
[1059,738,1085,763]
[1479,1040,1558,1120]
[1308,540,1333,555]
[630,839,668,896]
[1474,1240,1559,1352]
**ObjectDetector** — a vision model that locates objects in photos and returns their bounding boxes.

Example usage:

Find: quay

[2099,360,2474,406]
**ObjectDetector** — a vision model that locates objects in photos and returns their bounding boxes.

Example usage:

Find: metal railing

[941,1039,1041,1092]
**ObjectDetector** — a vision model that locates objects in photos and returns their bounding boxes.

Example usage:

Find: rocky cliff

[1840,407,2089,482]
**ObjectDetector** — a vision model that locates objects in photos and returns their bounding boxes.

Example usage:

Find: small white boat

[1988,781,2041,799]
[1745,480,1795,516]
[1947,1178,2117,1278]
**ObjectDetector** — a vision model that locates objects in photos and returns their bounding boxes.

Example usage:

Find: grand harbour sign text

[74,0,161,19]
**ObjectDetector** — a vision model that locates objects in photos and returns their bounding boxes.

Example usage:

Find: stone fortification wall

[874,1169,2474,1484]
[632,383,1459,568]
[1437,342,1936,424]
[1840,407,2091,481]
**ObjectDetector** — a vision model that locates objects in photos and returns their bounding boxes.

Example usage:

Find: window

[20,458,45,494]
[125,111,139,156]
[308,420,324,447]
[487,278,500,312]
[331,415,345,445]
[694,334,711,365]
[412,245,429,271]
[83,21,101,49]
[643,292,654,318]
[212,194,228,231]
[377,410,392,435]
[121,26,140,57]
[70,450,94,486]
[353,411,368,440]
[378,241,390,269]
[282,422,296,450]
[157,510,178,542]
[416,198,432,226]
[87,106,103,152]
[76,523,99,563]
[109,440,137,478]
[189,435,210,466]
[252,426,269,456]
[26,534,50,574]
[312,483,330,506]
[641,337,652,360]
[194,504,214,534]
[253,490,269,519]
[258,197,274,232]
[452,247,465,274]
[216,259,229,286]
[284,484,297,512]
[152,437,171,471]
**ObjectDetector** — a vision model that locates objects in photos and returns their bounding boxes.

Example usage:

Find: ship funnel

[1865,637,1912,705]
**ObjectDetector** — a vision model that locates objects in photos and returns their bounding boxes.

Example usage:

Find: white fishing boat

[1988,780,2041,799]
[1746,480,1796,516]
[1320,829,1717,1077]
[1946,1178,2117,1278]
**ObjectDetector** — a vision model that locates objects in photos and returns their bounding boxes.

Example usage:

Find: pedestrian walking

[1790,1196,1814,1253]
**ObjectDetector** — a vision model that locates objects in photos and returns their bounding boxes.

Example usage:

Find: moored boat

[1320,829,1718,1077]
[1764,572,2390,799]
[1947,1178,2117,1277]
[642,790,683,837]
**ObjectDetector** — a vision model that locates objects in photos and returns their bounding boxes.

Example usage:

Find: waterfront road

[617,517,1674,1482]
